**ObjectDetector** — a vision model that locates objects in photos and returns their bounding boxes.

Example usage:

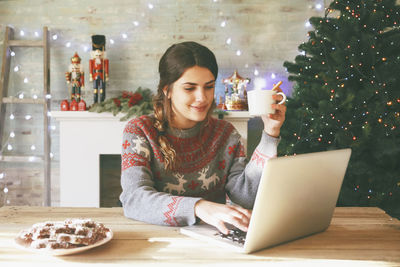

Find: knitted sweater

[120,115,279,226]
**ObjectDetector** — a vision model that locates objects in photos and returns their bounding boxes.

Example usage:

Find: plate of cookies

[14,218,113,256]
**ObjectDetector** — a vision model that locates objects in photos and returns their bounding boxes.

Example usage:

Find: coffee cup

[247,89,286,116]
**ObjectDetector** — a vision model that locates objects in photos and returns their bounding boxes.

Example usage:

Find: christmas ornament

[89,35,109,103]
[221,70,250,111]
[78,100,87,111]
[70,99,78,111]
[61,100,69,111]
[65,52,84,102]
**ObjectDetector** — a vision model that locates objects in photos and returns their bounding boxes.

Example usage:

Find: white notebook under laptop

[180,148,352,254]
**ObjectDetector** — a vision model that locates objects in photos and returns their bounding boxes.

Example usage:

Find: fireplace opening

[100,154,122,207]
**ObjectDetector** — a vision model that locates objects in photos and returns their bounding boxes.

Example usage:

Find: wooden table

[1,206,399,266]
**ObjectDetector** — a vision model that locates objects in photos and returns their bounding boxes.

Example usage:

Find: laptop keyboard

[215,229,246,245]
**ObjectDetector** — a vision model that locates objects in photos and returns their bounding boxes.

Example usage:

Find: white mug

[247,90,286,116]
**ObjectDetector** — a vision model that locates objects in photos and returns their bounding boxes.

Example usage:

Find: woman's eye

[205,86,214,90]
[184,87,195,91]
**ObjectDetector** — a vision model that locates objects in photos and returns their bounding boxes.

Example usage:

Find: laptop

[180,148,352,253]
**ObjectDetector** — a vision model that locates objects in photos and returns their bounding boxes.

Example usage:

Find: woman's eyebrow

[205,80,215,84]
[182,80,215,86]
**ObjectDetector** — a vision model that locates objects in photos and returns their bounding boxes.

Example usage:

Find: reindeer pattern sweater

[120,115,279,226]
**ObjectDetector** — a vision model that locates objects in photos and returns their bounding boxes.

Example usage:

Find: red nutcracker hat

[71,52,81,63]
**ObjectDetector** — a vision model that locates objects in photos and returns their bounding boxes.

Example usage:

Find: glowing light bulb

[254,69,259,76]
[110,39,115,44]
[66,42,71,47]
[31,145,36,151]
[33,94,38,99]
[315,3,323,10]
[271,73,276,79]
[20,30,25,36]
[236,50,241,56]
[46,94,52,99]
[19,93,24,99]
[10,132,15,138]
[148,3,154,9]
[7,144,13,151]
[122,33,128,39]
[24,78,29,83]
[133,21,139,26]
[50,153,54,158]
[10,114,15,120]
[305,21,311,27]
[52,34,58,40]
[34,31,39,37]
[14,66,20,72]
[25,115,32,120]
[0,173,4,179]
[4,188,8,193]
[220,21,226,27]
[226,38,232,45]
[11,51,16,56]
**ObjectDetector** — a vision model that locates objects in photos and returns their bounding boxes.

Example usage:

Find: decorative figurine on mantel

[222,70,250,111]
[89,35,109,103]
[63,52,86,111]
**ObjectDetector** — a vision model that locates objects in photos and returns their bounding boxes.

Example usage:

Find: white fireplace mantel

[52,111,251,207]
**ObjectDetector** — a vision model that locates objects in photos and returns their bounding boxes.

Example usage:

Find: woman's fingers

[272,94,285,103]
[269,104,286,120]
[194,200,252,234]
[271,103,287,113]
[216,220,229,235]
[219,206,251,232]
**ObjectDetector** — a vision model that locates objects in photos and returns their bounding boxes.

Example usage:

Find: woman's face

[165,65,215,129]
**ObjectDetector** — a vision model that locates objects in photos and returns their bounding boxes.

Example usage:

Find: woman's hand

[261,83,287,138]
[194,200,252,234]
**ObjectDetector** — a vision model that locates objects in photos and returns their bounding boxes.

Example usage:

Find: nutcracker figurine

[65,52,85,102]
[89,35,109,103]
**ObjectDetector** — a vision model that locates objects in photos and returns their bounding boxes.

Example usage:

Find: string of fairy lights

[0,1,325,203]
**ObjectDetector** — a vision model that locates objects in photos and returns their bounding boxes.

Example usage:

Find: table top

[1,206,399,266]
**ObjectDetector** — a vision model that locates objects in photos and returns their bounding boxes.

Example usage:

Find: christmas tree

[280,0,400,216]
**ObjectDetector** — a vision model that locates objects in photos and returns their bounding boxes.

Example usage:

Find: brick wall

[0,0,327,206]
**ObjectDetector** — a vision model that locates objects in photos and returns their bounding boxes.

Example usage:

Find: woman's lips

[191,105,208,112]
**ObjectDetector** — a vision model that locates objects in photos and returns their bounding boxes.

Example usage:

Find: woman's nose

[195,88,206,101]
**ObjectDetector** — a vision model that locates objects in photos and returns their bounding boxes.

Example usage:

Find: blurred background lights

[253,77,267,90]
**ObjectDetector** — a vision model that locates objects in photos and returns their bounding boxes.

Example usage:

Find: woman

[120,41,286,234]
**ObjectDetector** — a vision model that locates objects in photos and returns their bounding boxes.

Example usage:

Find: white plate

[14,229,113,256]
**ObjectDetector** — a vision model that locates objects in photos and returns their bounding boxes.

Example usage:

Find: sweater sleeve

[225,130,280,209]
[119,120,202,226]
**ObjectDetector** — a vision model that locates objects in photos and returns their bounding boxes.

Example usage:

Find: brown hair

[153,41,218,171]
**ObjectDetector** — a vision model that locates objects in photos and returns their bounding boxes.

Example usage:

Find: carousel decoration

[220,70,250,111]
[89,35,109,103]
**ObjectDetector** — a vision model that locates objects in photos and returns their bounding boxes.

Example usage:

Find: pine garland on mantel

[88,87,154,121]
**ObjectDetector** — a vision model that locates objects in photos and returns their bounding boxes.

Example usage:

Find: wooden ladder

[0,26,51,206]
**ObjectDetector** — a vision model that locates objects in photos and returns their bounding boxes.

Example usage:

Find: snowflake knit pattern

[120,115,279,227]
